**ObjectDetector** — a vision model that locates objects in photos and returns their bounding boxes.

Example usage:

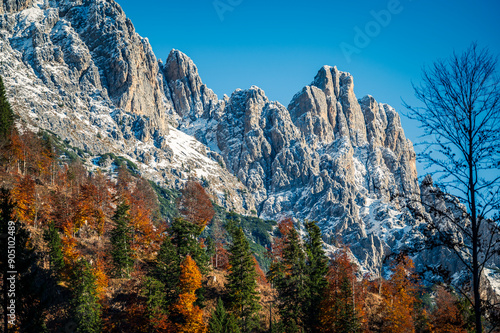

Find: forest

[0,74,496,333]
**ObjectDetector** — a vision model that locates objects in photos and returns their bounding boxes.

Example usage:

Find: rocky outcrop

[0,0,256,216]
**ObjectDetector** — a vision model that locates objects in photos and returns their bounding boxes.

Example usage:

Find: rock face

[0,0,256,215]
[1,0,497,285]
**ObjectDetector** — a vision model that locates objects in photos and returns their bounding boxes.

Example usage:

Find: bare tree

[405,42,500,332]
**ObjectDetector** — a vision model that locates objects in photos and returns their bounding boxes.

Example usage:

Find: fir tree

[227,227,261,332]
[70,259,102,333]
[43,221,65,273]
[110,202,134,277]
[155,236,181,306]
[143,276,169,332]
[170,217,209,273]
[208,298,240,333]
[272,227,309,332]
[0,75,14,142]
[304,221,328,332]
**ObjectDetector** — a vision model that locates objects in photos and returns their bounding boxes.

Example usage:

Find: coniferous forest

[1,73,495,333]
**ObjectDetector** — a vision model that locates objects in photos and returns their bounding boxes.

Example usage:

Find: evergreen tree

[170,217,209,273]
[70,259,102,333]
[43,221,65,273]
[143,276,169,332]
[209,298,241,333]
[110,202,134,277]
[227,227,261,332]
[272,227,309,332]
[0,75,14,142]
[155,236,181,306]
[304,221,328,332]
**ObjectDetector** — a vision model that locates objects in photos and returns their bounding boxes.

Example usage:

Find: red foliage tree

[177,179,214,229]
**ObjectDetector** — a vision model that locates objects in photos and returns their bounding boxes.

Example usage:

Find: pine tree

[272,227,309,332]
[154,236,181,306]
[110,202,134,277]
[209,298,241,333]
[304,220,328,332]
[70,259,102,333]
[227,227,261,332]
[0,75,14,143]
[43,221,65,274]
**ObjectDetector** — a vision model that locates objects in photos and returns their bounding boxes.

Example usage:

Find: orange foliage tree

[380,254,421,333]
[177,179,214,229]
[429,286,467,333]
[170,255,207,333]
[319,247,365,332]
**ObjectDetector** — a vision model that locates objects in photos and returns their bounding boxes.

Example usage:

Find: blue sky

[119,0,500,176]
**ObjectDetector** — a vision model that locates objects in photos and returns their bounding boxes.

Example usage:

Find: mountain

[1,0,499,291]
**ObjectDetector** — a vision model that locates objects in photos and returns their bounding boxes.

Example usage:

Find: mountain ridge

[1,0,499,294]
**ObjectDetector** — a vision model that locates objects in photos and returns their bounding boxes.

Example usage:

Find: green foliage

[304,221,328,332]
[143,276,168,325]
[270,228,310,332]
[209,298,240,333]
[227,227,261,332]
[70,259,102,333]
[110,202,134,277]
[0,75,14,142]
[154,236,181,306]
[170,217,209,273]
[149,180,179,221]
[43,222,65,274]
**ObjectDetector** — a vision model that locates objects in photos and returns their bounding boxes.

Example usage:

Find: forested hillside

[0,76,494,333]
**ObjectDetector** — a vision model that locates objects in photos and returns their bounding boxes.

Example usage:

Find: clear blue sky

[119,0,500,176]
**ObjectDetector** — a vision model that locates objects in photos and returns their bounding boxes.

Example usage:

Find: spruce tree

[70,259,102,333]
[304,221,328,332]
[209,298,240,333]
[43,222,65,274]
[0,75,14,142]
[273,227,309,332]
[155,236,181,306]
[170,217,209,273]
[227,227,261,332]
[110,202,134,277]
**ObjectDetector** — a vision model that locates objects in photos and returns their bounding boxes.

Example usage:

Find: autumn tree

[178,179,215,228]
[170,255,207,333]
[319,247,362,333]
[110,202,134,277]
[70,259,102,333]
[209,298,240,333]
[405,42,500,332]
[429,286,468,333]
[379,254,420,333]
[227,227,261,332]
[303,220,328,332]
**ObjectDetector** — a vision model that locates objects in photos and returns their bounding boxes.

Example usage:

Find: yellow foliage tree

[170,255,207,333]
[380,255,420,333]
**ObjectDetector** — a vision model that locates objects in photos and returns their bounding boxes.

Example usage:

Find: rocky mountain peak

[163,49,221,121]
